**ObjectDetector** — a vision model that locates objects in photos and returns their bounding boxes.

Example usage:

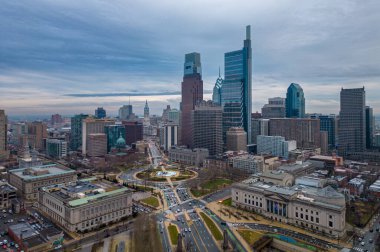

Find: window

[329,221,333,227]
[311,210,313,214]
[329,215,332,219]
[236,196,238,200]
[301,208,303,211]
[316,212,319,216]
[306,215,308,221]
[316,218,319,223]
[296,212,298,218]
[311,216,314,222]
[306,209,308,213]
[301,213,303,219]
[296,207,298,210]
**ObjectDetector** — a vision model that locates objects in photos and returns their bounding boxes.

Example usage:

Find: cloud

[0,0,379,117]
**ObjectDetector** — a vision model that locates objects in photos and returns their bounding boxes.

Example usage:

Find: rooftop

[9,164,76,181]
[8,222,39,240]
[0,182,17,193]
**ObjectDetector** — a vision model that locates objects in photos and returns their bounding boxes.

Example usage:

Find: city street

[351,213,380,252]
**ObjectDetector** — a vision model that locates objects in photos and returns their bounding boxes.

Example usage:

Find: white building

[230,155,263,174]
[38,179,133,232]
[232,179,346,238]
[257,135,296,159]
[169,147,208,167]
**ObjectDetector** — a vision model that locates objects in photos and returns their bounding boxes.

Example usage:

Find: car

[188,228,191,232]
[0,242,2,246]
[15,244,19,249]
[2,244,6,249]
[3,240,8,244]
[361,241,365,246]
[369,239,373,243]
[359,237,363,241]
[184,228,187,232]
[370,228,374,232]
[377,227,379,232]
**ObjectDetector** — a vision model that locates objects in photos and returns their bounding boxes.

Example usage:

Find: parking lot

[133,203,153,214]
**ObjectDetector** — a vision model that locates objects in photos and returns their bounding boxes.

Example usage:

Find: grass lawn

[237,229,263,246]
[221,198,232,206]
[141,196,159,208]
[191,178,232,197]
[346,200,380,227]
[200,212,223,241]
[168,224,179,245]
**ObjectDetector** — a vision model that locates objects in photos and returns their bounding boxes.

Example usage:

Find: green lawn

[221,198,232,206]
[200,212,223,241]
[141,196,159,208]
[237,229,263,246]
[167,225,179,245]
[346,200,380,227]
[191,178,232,197]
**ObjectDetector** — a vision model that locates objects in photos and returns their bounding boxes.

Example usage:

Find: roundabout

[134,167,197,183]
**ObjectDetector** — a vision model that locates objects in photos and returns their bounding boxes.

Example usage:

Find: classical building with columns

[232,178,346,238]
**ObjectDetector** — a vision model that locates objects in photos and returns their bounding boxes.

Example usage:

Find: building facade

[118,105,134,120]
[38,179,133,232]
[251,119,269,144]
[269,118,321,149]
[192,100,223,157]
[181,52,203,148]
[87,133,107,157]
[338,87,366,156]
[221,26,252,144]
[82,118,115,155]
[105,125,126,152]
[310,114,338,150]
[27,122,47,151]
[122,121,143,145]
[366,106,375,149]
[226,127,247,152]
[46,139,68,159]
[168,147,209,167]
[257,135,296,159]
[0,182,17,209]
[231,155,263,174]
[162,123,178,151]
[8,164,77,202]
[212,69,223,105]
[261,97,286,119]
[286,83,305,118]
[0,110,9,160]
[232,180,346,237]
[95,107,106,119]
[70,114,89,151]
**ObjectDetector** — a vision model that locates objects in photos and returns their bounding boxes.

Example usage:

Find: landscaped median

[190,178,232,197]
[199,212,223,241]
[140,196,159,208]
[167,224,179,245]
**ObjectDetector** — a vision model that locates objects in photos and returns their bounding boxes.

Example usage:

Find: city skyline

[1,0,380,116]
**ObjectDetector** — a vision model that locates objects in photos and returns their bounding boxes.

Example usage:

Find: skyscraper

[82,118,115,155]
[366,106,375,149]
[119,105,133,120]
[286,83,305,118]
[27,121,47,150]
[105,124,126,152]
[0,110,9,160]
[212,68,223,105]
[261,97,286,119]
[226,127,247,152]
[221,25,252,144]
[251,118,269,144]
[95,107,106,119]
[338,87,366,155]
[192,100,223,157]
[310,114,338,150]
[144,100,150,126]
[181,52,203,147]
[70,114,89,151]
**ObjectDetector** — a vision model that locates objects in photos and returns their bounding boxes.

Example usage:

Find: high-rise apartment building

[222,26,252,144]
[251,119,269,144]
[261,97,286,119]
[212,69,223,105]
[27,122,47,151]
[168,109,180,124]
[105,124,126,152]
[286,83,305,118]
[192,100,223,157]
[0,110,9,160]
[87,133,107,157]
[226,127,247,152]
[82,118,115,155]
[181,52,203,147]
[162,105,172,123]
[257,135,296,159]
[70,114,89,151]
[338,87,366,155]
[269,118,321,149]
[122,121,143,145]
[366,106,375,149]
[46,139,67,159]
[161,123,178,151]
[95,107,106,119]
[310,114,338,150]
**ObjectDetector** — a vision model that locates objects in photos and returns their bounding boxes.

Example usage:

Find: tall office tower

[119,105,133,120]
[82,118,115,155]
[366,106,375,149]
[269,118,321,149]
[310,114,338,150]
[226,127,247,152]
[261,97,286,119]
[0,110,9,160]
[181,52,203,147]
[27,122,47,151]
[162,123,178,151]
[222,26,252,144]
[70,114,89,151]
[46,139,67,159]
[105,124,126,152]
[251,119,269,144]
[168,109,180,124]
[162,105,172,123]
[144,100,150,126]
[10,123,28,146]
[286,83,305,118]
[192,100,223,157]
[212,68,223,105]
[122,121,143,145]
[338,87,366,156]
[51,114,63,125]
[95,107,106,119]
[87,133,107,157]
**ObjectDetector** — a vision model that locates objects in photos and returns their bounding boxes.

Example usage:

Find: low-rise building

[230,155,263,174]
[0,181,17,209]
[369,179,380,199]
[257,135,296,159]
[278,161,317,178]
[347,177,366,196]
[254,170,294,187]
[8,164,77,203]
[169,147,209,167]
[232,179,346,237]
[38,179,133,232]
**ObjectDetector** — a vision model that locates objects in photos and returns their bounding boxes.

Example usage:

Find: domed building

[115,134,126,149]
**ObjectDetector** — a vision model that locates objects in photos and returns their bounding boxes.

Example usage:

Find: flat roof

[68,187,130,207]
[9,164,75,181]
[9,222,39,240]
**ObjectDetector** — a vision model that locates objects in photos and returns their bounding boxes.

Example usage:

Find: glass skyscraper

[221,25,252,144]
[286,83,305,118]
[105,124,126,152]
[212,68,223,105]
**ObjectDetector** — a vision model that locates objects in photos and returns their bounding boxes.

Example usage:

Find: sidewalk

[207,201,352,249]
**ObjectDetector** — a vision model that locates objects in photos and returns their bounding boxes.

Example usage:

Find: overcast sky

[0,0,379,117]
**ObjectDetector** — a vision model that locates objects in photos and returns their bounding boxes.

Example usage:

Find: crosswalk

[353,247,364,252]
